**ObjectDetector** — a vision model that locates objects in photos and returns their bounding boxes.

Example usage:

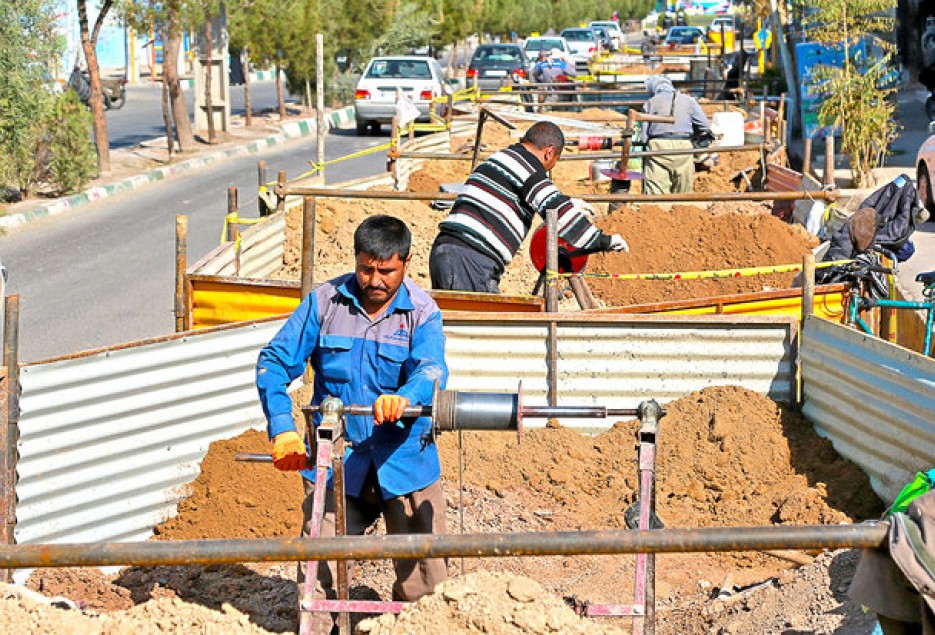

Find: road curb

[179,69,281,90]
[0,105,355,230]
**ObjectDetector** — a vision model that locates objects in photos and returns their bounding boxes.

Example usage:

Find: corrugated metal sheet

[443,314,796,429]
[238,213,286,279]
[15,319,285,550]
[801,316,935,503]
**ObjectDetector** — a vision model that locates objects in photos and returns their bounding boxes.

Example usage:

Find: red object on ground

[529,225,589,274]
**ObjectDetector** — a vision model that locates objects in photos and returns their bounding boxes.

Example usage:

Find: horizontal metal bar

[0,524,887,569]
[275,187,838,203]
[397,144,765,161]
[585,603,644,616]
[304,599,405,614]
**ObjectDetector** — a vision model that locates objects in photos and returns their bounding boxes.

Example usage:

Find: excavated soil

[273,196,816,308]
[20,386,882,633]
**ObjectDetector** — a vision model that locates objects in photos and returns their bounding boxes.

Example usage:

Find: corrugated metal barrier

[801,315,935,502]
[10,312,796,571]
[15,319,284,552]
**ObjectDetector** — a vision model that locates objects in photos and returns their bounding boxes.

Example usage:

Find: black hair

[521,121,565,151]
[354,215,411,260]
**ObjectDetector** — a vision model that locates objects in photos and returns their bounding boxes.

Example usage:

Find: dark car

[467,43,529,91]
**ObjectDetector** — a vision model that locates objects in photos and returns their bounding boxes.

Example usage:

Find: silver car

[354,56,450,135]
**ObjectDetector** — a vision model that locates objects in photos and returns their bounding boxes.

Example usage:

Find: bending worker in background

[256,215,448,626]
[429,121,629,293]
[640,75,711,195]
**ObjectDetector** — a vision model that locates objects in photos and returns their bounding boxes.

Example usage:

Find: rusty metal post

[545,207,559,408]
[227,187,241,276]
[277,170,287,213]
[175,215,189,332]
[823,135,835,189]
[0,295,19,582]
[446,92,454,124]
[258,161,269,216]
[301,197,316,298]
[802,253,815,322]
[333,437,349,635]
[471,109,489,170]
[316,34,325,184]
[802,137,812,177]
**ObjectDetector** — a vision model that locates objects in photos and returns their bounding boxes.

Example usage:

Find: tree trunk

[243,48,252,127]
[276,62,286,119]
[77,0,110,175]
[164,5,195,151]
[161,69,175,157]
[204,16,216,144]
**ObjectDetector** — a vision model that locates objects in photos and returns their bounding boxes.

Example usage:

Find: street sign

[755,28,773,51]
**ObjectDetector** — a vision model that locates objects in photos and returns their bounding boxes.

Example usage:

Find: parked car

[559,27,601,71]
[354,56,450,135]
[663,26,709,53]
[590,25,614,53]
[523,36,572,60]
[917,120,935,215]
[589,20,625,51]
[467,43,530,91]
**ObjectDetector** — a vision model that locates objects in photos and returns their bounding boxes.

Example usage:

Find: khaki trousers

[643,138,695,194]
[297,470,447,606]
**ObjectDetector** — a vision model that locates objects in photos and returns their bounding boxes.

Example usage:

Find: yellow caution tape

[305,142,392,177]
[545,259,855,282]
[220,211,266,249]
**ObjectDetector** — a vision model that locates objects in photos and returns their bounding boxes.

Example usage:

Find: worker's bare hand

[609,234,630,252]
[271,430,308,471]
[374,394,410,425]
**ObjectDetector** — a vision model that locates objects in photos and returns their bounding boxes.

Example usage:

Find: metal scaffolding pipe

[396,144,764,161]
[275,187,838,204]
[0,524,887,570]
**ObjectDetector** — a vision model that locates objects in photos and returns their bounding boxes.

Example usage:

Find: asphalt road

[1,124,388,362]
[106,80,297,148]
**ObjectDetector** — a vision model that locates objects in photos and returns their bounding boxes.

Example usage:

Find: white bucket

[711,111,745,147]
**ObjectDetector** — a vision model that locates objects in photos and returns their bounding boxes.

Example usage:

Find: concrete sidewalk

[0,105,355,231]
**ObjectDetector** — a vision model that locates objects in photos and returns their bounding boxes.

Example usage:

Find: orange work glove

[271,430,308,471]
[373,394,410,425]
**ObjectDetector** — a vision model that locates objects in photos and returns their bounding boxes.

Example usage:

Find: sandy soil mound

[0,581,276,634]
[356,571,626,634]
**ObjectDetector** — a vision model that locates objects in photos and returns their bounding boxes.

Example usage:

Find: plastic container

[711,111,745,147]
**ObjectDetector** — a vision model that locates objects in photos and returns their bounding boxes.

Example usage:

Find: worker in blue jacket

[256,215,449,622]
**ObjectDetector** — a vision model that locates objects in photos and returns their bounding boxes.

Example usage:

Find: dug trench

[14,109,874,633]
[21,386,883,634]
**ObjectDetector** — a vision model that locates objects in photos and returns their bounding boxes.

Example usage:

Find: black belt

[649,133,691,140]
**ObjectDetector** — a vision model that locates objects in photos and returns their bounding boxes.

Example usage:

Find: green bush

[47,90,96,195]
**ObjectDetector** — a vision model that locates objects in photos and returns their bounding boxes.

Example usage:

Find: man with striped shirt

[429,121,629,293]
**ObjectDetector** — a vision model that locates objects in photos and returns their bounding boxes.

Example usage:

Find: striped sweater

[437,143,611,268]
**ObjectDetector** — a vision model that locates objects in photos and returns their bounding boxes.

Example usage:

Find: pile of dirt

[0,581,276,634]
[437,386,879,530]
[356,571,626,634]
[273,197,816,309]
[586,205,817,307]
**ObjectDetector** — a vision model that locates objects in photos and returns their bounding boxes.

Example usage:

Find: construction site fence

[5,310,798,581]
[393,120,474,191]
[801,316,935,502]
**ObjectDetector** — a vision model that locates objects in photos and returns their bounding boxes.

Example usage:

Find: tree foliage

[804,0,898,187]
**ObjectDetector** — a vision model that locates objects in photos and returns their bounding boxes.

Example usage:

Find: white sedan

[354,56,451,135]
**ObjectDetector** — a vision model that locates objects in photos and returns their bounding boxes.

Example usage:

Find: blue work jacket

[256,274,448,499]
